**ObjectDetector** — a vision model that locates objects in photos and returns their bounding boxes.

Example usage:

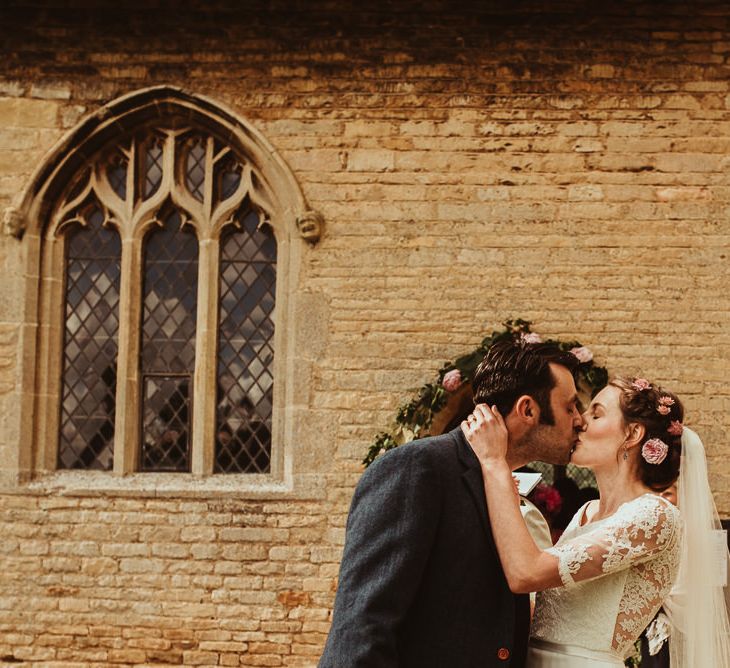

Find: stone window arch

[9,87,322,483]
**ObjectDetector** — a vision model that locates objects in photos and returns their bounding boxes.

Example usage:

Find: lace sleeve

[546,496,680,589]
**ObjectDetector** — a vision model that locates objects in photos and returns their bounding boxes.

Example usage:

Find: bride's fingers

[490,405,506,427]
[465,411,481,428]
[473,404,494,423]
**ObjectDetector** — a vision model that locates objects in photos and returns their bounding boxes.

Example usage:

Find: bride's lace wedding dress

[527,494,682,667]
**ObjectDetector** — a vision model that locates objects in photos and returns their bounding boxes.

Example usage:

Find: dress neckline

[577,492,670,528]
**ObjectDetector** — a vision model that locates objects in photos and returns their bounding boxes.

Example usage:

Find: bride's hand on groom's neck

[461,403,510,467]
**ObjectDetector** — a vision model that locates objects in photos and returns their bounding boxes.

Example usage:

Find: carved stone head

[296,210,324,244]
[3,207,25,238]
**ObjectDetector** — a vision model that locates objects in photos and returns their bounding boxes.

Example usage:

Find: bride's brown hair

[610,377,684,492]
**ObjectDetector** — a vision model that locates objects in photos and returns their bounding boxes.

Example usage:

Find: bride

[463,377,730,667]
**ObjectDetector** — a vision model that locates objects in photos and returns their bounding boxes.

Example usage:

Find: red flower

[531,483,563,516]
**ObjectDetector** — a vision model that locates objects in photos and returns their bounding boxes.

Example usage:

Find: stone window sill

[3,470,326,500]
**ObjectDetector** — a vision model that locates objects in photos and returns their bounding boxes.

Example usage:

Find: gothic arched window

[16,89,318,481]
[52,126,279,474]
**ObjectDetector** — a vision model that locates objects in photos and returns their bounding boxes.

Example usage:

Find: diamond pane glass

[215,210,276,473]
[141,375,191,472]
[59,207,120,470]
[216,160,242,202]
[143,137,163,199]
[140,210,198,472]
[108,157,128,199]
[185,140,206,202]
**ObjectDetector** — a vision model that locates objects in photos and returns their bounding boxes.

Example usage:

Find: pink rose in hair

[442,369,463,393]
[642,438,669,465]
[632,378,651,391]
[657,405,671,416]
[520,332,543,344]
[570,346,593,363]
[658,396,675,407]
[668,420,684,436]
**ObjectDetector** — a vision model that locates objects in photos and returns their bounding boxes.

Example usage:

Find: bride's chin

[569,452,591,468]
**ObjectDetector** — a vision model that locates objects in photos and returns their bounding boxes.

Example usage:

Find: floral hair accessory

[642,438,669,465]
[668,420,684,437]
[657,396,674,415]
[520,332,543,344]
[632,378,651,391]
[570,346,593,363]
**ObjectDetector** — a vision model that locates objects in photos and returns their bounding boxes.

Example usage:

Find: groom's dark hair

[472,339,579,425]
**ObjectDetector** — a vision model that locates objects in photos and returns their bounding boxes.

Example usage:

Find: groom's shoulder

[367,428,461,474]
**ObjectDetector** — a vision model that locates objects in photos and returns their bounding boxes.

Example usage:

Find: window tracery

[54,124,277,474]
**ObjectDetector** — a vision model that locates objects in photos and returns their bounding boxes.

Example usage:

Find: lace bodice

[530,494,682,660]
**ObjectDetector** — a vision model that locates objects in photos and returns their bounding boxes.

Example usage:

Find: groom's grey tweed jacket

[319,427,530,668]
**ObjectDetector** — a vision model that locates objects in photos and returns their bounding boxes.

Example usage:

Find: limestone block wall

[0,2,729,665]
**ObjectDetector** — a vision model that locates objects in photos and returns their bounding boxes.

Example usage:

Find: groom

[319,339,583,668]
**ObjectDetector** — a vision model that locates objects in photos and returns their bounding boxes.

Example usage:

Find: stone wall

[1,1,730,664]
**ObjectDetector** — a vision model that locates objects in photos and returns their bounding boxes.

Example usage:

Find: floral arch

[363,319,609,516]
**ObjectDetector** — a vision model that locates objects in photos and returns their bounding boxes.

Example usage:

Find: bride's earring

[622,445,628,461]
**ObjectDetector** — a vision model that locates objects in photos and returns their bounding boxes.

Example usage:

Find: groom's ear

[514,395,540,425]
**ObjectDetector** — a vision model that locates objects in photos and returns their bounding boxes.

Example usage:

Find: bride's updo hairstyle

[610,377,684,491]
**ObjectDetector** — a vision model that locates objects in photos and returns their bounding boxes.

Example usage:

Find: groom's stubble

[515,421,574,467]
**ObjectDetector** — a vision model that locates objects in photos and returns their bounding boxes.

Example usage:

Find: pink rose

[657,405,671,415]
[642,438,669,465]
[570,346,593,364]
[658,396,675,407]
[632,378,651,391]
[442,369,463,392]
[668,420,684,436]
[520,332,543,344]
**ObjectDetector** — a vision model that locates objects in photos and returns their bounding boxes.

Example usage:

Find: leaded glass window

[59,206,120,470]
[52,119,279,475]
[140,211,199,472]
[215,210,276,473]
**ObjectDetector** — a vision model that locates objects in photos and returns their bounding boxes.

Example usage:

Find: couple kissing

[319,338,730,668]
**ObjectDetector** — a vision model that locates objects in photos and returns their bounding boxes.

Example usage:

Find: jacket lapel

[452,427,499,559]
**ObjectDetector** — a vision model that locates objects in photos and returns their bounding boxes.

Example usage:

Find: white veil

[665,427,730,667]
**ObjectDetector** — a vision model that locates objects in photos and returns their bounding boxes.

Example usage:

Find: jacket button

[497,647,510,660]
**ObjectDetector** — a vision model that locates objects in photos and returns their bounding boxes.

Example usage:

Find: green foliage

[363,319,609,467]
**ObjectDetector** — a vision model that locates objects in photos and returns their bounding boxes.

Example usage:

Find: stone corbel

[3,207,25,238]
[296,210,324,245]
